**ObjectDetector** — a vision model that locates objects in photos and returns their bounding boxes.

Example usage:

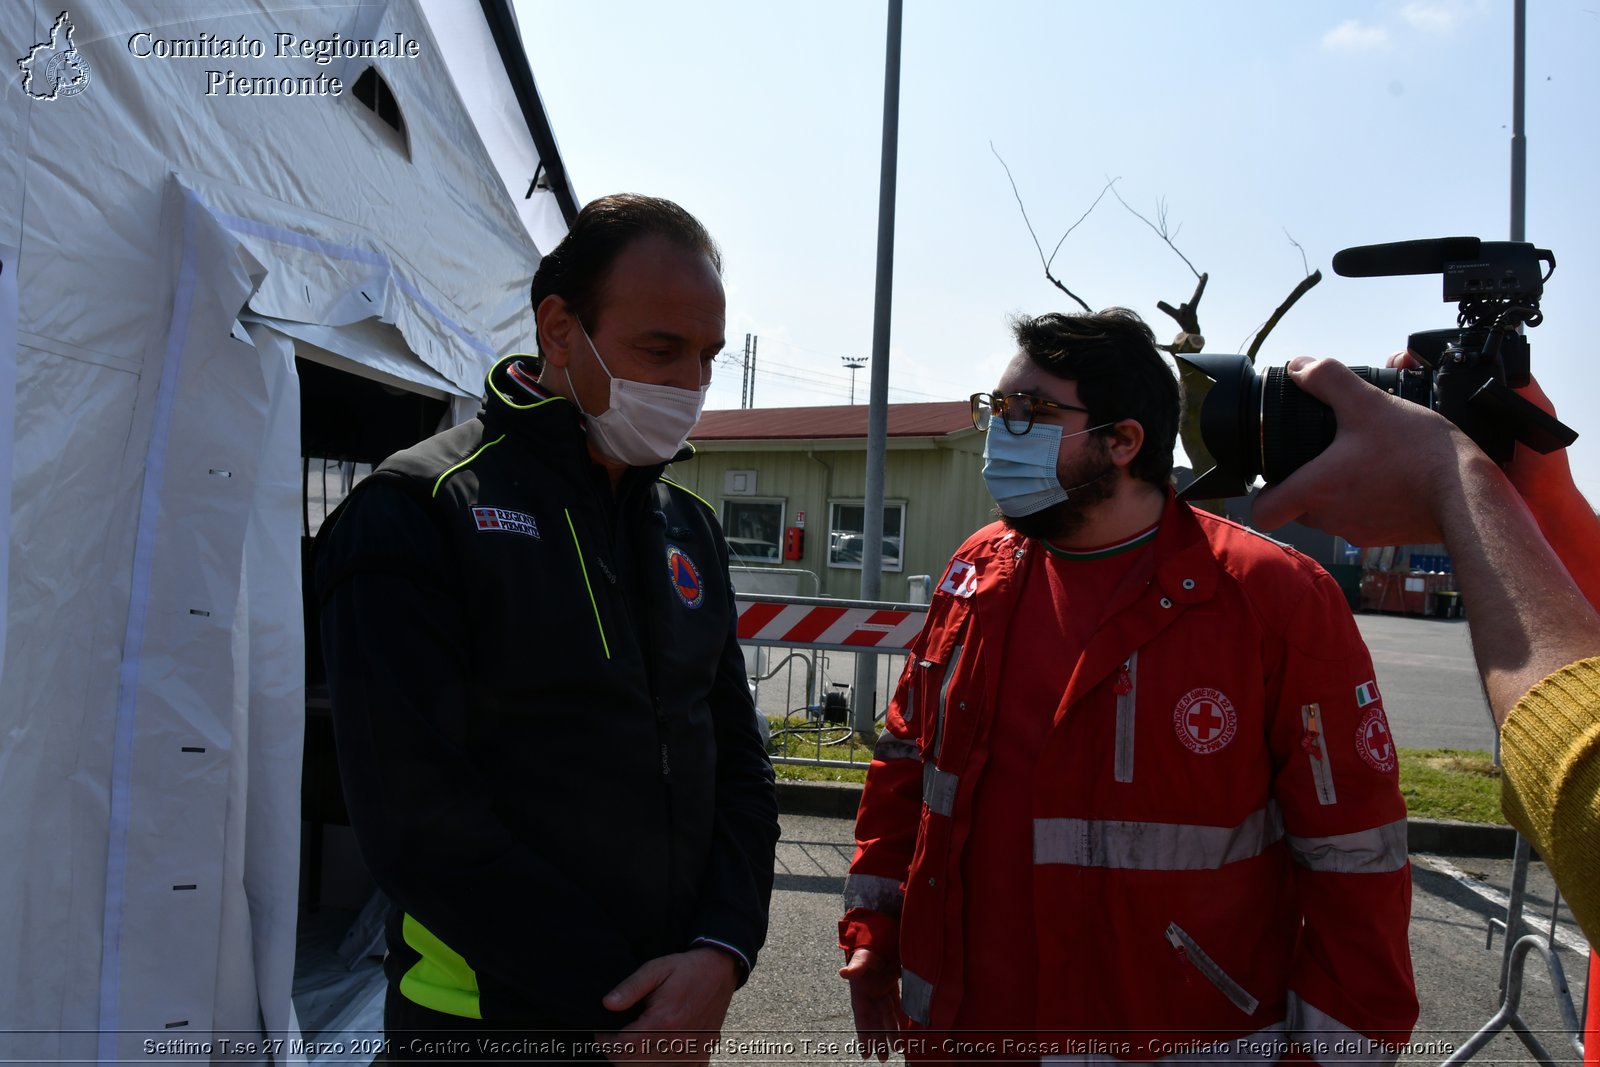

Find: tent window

[352,66,406,142]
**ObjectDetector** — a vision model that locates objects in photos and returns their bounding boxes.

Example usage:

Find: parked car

[726,536,781,562]
[832,534,901,564]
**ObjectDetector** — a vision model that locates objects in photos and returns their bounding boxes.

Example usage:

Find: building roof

[691,401,973,442]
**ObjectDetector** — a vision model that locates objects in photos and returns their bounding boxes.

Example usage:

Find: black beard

[999,460,1117,541]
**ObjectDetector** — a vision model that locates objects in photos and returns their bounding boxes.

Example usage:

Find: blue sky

[518,0,1600,500]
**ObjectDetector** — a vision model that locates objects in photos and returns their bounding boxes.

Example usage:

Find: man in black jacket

[316,194,779,1063]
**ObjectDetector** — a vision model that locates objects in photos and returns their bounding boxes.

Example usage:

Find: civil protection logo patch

[666,544,704,609]
[1356,705,1397,773]
[1173,687,1238,755]
[471,506,540,538]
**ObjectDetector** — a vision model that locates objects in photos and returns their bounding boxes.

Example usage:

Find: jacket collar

[478,353,694,487]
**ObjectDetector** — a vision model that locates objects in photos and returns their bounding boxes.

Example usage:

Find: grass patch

[1398,747,1506,824]
[770,735,1507,824]
[768,719,871,783]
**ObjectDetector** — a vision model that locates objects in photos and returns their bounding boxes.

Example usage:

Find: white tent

[0,2,576,1060]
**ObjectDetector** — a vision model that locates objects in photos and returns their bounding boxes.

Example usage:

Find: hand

[838,947,903,1062]
[1252,356,1481,545]
[1386,350,1579,510]
[597,948,739,1066]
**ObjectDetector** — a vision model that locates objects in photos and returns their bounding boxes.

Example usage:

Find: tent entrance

[295,354,449,1047]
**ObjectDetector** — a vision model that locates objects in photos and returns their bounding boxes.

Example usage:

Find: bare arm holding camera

[1252,356,1600,725]
[1252,356,1600,943]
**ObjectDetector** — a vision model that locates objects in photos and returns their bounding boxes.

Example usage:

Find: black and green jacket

[314,357,779,1029]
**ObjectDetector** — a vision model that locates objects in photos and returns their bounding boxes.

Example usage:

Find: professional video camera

[1175,236,1577,500]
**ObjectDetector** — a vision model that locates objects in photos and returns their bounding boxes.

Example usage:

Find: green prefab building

[671,402,995,601]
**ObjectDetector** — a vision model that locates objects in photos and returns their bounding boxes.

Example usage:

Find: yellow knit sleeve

[1500,656,1600,943]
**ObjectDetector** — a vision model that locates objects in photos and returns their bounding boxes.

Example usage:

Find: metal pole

[750,335,758,409]
[741,333,751,409]
[843,357,867,405]
[852,0,903,740]
[1510,0,1526,242]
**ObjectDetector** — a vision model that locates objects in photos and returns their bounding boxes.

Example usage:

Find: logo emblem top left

[19,11,91,101]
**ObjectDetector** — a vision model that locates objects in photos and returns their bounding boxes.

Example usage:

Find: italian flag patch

[1355,680,1381,707]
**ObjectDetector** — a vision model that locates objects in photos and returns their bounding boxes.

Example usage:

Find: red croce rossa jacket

[842,493,1418,1064]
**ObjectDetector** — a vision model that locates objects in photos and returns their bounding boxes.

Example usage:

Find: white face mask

[567,321,708,466]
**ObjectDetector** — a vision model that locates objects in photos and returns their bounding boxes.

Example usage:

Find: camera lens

[1178,353,1429,500]
[1261,366,1419,483]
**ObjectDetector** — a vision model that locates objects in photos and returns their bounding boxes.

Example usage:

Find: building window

[828,501,905,572]
[722,498,785,565]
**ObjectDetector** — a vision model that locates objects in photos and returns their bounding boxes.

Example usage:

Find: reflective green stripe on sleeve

[398,913,482,1019]
[432,435,506,499]
[660,476,715,515]
[565,508,612,659]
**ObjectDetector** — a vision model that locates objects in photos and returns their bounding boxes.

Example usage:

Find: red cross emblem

[1172,687,1237,755]
[1356,705,1397,772]
[938,557,979,598]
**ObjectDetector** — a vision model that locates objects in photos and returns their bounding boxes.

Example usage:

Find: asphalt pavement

[1353,614,1498,754]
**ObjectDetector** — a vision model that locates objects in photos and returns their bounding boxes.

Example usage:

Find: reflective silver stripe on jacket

[932,646,961,760]
[923,764,958,817]
[1288,992,1399,1067]
[1034,804,1284,870]
[872,732,920,763]
[1114,651,1138,783]
[1042,1023,1287,1065]
[842,873,904,916]
[900,967,932,1025]
[1286,818,1409,874]
[1301,703,1338,805]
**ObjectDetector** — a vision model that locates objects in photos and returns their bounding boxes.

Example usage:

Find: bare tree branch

[1245,270,1323,363]
[990,142,1103,313]
[1045,177,1120,271]
[1239,231,1318,354]
[1111,184,1203,280]
[1155,273,1209,354]
[1283,227,1310,278]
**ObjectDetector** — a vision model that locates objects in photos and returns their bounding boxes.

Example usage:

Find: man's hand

[1252,356,1476,545]
[838,947,903,1062]
[597,948,739,1066]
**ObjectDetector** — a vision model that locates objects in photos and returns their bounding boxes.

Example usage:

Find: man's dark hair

[1011,307,1179,488]
[529,193,722,355]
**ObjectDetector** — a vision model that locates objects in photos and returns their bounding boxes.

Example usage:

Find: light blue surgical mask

[982,421,1115,517]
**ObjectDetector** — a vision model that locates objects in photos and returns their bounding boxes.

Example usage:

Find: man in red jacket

[839,309,1418,1064]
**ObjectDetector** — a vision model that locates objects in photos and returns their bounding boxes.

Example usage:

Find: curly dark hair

[1011,307,1179,488]
[529,193,722,354]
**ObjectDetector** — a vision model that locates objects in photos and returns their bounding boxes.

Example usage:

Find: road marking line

[1412,854,1590,955]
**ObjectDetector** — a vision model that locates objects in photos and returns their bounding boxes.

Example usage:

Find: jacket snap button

[1160,597,1173,609]
[1182,578,1196,590]
[928,877,937,887]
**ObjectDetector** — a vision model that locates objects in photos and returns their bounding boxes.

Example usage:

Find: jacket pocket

[1165,921,1259,1016]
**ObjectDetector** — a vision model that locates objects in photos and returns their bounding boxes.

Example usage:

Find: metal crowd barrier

[1442,833,1587,1066]
[734,593,928,770]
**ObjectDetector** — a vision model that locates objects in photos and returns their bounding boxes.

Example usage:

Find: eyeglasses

[970,392,1090,436]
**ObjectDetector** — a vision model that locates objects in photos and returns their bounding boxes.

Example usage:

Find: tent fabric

[0,0,568,1058]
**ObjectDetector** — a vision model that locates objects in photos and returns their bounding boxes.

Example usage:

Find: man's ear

[535,295,578,370]
[1107,419,1146,469]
